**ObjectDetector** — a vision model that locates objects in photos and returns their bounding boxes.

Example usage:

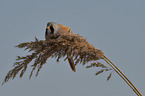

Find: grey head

[45,22,60,40]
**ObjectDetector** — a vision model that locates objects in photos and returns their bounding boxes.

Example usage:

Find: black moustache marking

[50,25,54,34]
[45,29,47,35]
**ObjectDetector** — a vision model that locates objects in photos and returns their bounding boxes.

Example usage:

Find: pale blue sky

[0,0,145,96]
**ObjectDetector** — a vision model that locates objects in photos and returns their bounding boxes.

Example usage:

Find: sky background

[0,0,145,96]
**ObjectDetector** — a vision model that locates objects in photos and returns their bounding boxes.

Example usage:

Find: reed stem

[101,55,142,96]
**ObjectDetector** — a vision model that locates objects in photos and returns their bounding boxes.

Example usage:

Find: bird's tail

[67,54,76,72]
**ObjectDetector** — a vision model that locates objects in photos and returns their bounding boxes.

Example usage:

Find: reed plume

[2,33,142,96]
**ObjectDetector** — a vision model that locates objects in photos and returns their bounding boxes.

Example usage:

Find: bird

[45,22,72,40]
[45,22,76,72]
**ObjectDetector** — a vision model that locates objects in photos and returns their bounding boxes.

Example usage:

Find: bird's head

[45,22,60,40]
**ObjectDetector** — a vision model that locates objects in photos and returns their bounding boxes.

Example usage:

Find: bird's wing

[58,24,72,34]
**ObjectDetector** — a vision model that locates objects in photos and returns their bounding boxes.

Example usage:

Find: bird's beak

[46,27,50,29]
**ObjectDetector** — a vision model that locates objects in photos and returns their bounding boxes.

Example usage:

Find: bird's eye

[50,25,54,34]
